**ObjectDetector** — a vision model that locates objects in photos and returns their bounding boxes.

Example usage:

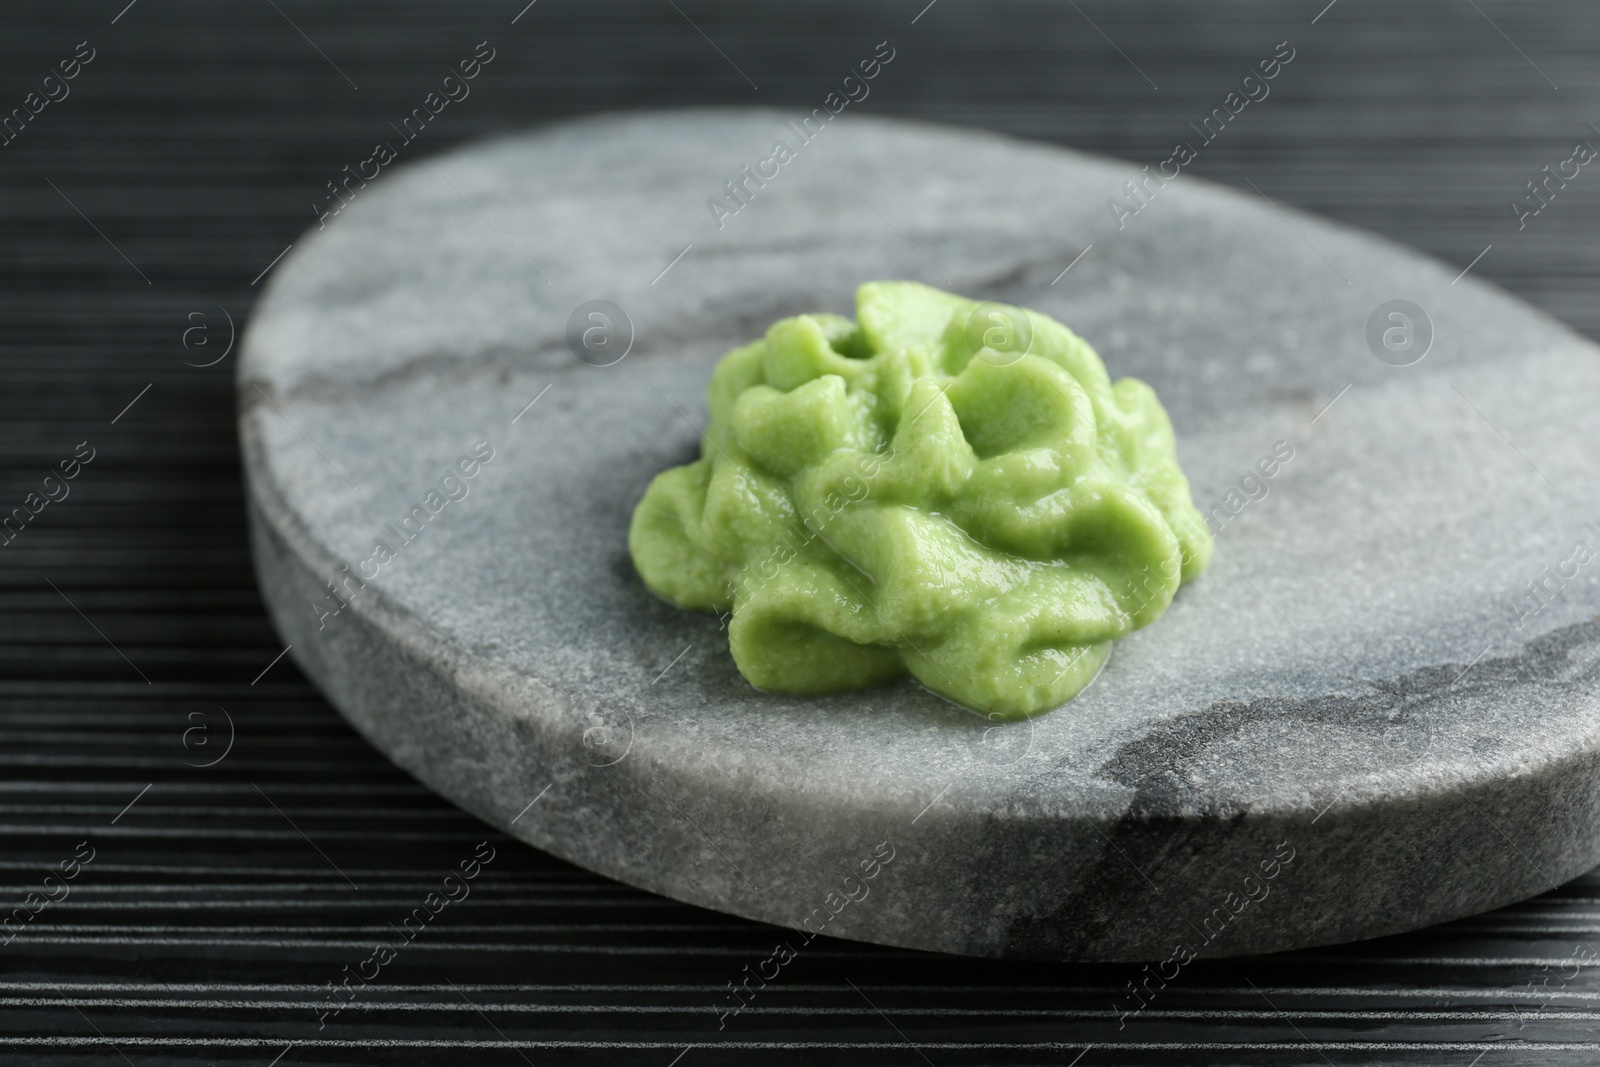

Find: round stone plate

[240,109,1600,961]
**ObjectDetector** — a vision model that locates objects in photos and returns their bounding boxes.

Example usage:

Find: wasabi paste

[629,281,1210,719]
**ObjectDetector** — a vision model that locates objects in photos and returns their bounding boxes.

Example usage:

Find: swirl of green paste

[629,281,1211,719]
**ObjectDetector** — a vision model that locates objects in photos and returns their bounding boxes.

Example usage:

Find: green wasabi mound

[629,281,1211,719]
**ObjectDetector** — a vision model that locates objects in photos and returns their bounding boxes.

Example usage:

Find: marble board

[239,110,1600,960]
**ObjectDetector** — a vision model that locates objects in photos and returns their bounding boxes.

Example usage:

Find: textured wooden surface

[3,1,1600,1062]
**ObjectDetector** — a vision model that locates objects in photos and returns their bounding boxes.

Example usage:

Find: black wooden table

[4,1,1599,1062]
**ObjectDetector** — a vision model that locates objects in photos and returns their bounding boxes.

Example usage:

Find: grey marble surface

[240,109,1600,960]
